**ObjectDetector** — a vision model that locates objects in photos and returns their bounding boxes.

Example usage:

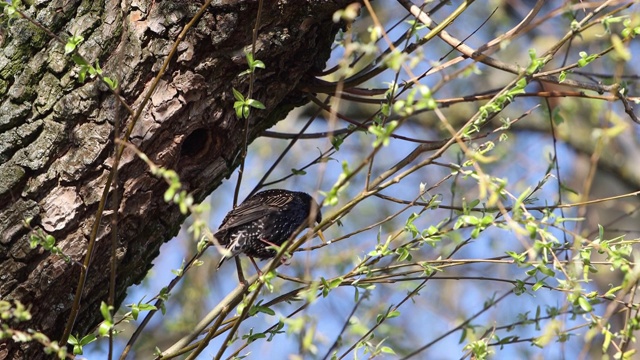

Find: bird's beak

[317,228,327,244]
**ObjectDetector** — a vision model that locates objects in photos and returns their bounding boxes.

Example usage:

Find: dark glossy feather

[214,189,322,268]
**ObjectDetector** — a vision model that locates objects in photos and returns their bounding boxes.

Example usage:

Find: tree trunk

[0,0,355,358]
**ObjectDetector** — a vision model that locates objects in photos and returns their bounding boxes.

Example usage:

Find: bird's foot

[280,256,291,266]
[259,238,291,265]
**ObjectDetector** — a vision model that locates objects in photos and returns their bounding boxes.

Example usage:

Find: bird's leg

[234,257,248,288]
[259,238,291,266]
[249,256,263,276]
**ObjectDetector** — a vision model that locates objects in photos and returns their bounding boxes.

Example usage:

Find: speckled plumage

[215,189,322,268]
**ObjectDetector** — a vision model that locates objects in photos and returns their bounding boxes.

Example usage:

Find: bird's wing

[215,194,294,234]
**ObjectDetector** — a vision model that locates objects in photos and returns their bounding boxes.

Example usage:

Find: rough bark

[0,0,356,358]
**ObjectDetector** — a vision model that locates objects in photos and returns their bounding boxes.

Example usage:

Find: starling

[214,189,323,269]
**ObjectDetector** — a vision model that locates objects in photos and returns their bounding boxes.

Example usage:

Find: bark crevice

[0,0,355,358]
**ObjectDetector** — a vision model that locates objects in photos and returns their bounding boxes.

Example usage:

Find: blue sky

[84,1,640,359]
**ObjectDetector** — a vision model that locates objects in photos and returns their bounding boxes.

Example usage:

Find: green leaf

[251,305,275,316]
[29,234,39,248]
[552,107,564,125]
[67,335,79,345]
[246,332,266,342]
[234,102,245,118]
[505,250,526,264]
[232,88,245,102]
[66,35,84,53]
[604,285,622,298]
[71,54,89,66]
[602,328,612,352]
[381,346,396,355]
[328,277,343,289]
[4,4,17,17]
[98,322,112,337]
[577,51,598,67]
[45,235,56,248]
[171,268,183,276]
[395,247,412,262]
[382,50,407,71]
[386,310,400,319]
[251,60,265,70]
[94,61,103,75]
[245,51,255,64]
[331,134,345,150]
[138,303,157,311]
[78,66,89,82]
[103,77,118,90]
[73,345,83,355]
[513,280,527,296]
[578,297,592,312]
[536,265,555,277]
[65,41,77,54]
[532,281,545,291]
[160,302,167,315]
[100,301,113,322]
[369,120,398,147]
[246,98,265,109]
[321,277,331,297]
[79,334,96,346]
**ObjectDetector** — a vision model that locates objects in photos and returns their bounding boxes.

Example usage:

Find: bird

[214,189,324,269]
